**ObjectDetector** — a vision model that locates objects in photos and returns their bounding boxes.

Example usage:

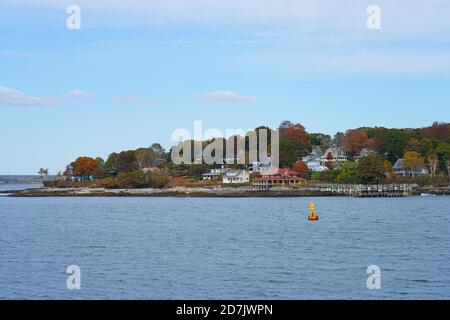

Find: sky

[1,0,450,174]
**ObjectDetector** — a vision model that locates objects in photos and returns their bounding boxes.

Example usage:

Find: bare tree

[38,168,49,181]
[427,154,438,178]
[135,149,150,170]
[447,160,450,181]
[150,143,166,166]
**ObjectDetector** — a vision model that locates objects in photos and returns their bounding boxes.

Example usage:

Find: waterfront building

[253,168,306,186]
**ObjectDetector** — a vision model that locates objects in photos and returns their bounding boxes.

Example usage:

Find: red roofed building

[253,168,306,186]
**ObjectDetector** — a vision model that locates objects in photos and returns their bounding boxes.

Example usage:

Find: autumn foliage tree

[73,157,99,178]
[278,121,310,168]
[383,160,395,178]
[292,160,310,178]
[343,129,369,158]
[403,151,424,178]
[282,123,309,144]
[421,122,450,141]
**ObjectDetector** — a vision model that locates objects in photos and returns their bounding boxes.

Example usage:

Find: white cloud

[66,89,93,98]
[0,85,49,106]
[198,90,258,102]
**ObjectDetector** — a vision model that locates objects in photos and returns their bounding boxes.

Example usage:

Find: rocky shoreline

[3,186,337,198]
[2,185,449,197]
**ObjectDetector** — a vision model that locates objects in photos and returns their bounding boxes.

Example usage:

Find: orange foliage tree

[73,157,99,177]
[292,160,310,178]
[279,122,309,144]
[343,129,369,158]
[284,123,309,144]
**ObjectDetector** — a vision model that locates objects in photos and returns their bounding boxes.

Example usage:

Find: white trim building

[222,170,250,184]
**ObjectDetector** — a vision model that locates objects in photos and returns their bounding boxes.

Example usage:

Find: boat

[420,193,436,197]
[308,201,319,221]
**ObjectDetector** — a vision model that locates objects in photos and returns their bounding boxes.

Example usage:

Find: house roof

[311,146,324,156]
[224,169,248,177]
[358,148,377,157]
[393,158,404,170]
[256,177,306,181]
[202,172,221,176]
[261,168,299,177]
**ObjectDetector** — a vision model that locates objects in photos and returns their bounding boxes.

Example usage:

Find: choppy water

[0,190,449,299]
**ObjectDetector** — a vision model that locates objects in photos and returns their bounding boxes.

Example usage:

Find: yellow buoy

[308,201,319,221]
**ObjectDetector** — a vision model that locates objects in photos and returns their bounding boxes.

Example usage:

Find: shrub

[385,174,449,187]
[116,171,148,189]
[93,177,118,189]
[318,169,341,182]
[357,155,385,184]
[148,169,170,188]
[112,169,170,189]
[336,161,360,184]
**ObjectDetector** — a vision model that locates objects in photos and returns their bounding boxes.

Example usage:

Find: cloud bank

[0,86,49,106]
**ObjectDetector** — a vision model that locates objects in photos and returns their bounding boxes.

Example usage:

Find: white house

[302,146,329,172]
[202,166,230,180]
[249,161,272,173]
[222,170,250,184]
[302,146,323,162]
[321,147,347,163]
[306,160,329,172]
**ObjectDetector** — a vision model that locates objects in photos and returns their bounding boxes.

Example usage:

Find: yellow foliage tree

[403,151,424,178]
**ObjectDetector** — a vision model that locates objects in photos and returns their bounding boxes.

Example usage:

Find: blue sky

[1,0,450,174]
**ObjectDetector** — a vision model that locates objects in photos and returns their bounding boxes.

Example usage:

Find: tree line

[44,121,450,188]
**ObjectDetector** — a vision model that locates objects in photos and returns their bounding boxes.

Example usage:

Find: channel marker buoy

[308,201,319,221]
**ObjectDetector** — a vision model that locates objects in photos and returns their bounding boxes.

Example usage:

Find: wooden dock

[251,183,414,197]
[253,185,272,192]
[312,184,413,197]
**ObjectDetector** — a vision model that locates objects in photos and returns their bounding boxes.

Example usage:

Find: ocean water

[0,184,41,192]
[0,191,449,299]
